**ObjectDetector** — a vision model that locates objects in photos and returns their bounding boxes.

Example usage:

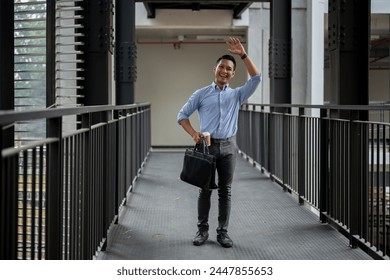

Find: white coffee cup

[202,132,211,146]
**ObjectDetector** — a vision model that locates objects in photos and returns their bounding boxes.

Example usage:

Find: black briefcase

[180,138,216,189]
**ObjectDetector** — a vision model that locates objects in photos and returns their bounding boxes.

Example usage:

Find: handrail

[0,102,150,125]
[243,103,390,110]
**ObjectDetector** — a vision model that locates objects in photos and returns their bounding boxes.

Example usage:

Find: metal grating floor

[96,151,372,260]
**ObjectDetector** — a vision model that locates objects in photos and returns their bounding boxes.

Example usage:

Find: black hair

[216,54,236,70]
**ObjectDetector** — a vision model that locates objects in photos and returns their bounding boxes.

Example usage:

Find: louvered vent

[56,0,85,133]
[14,0,47,145]
[14,0,85,144]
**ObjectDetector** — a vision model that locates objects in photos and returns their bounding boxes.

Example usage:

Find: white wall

[370,70,390,102]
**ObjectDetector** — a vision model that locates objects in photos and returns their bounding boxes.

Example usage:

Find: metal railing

[237,103,390,260]
[0,103,151,259]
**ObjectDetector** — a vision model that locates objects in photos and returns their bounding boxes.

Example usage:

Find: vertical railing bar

[361,121,368,243]
[347,120,351,230]
[31,148,37,260]
[99,126,103,246]
[369,123,374,245]
[81,113,89,260]
[340,120,343,224]
[100,126,104,249]
[91,128,95,258]
[89,129,93,258]
[313,118,316,205]
[75,133,81,259]
[381,124,386,256]
[71,135,76,260]
[310,117,313,203]
[344,121,348,225]
[97,127,101,255]
[334,121,338,220]
[63,138,69,259]
[114,111,119,220]
[68,137,73,260]
[46,116,64,260]
[289,116,292,188]
[339,121,342,224]
[97,127,101,253]
[319,108,328,223]
[74,134,79,259]
[298,108,305,204]
[37,146,44,260]
[309,117,313,203]
[22,150,28,259]
[342,121,346,225]
[313,117,316,204]
[345,120,348,226]
[294,115,297,190]
[315,118,319,206]
[376,123,380,250]
[5,155,18,259]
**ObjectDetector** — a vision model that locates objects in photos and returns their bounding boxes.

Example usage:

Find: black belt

[211,136,235,143]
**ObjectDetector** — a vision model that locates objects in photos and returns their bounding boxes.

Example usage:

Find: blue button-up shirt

[177,74,261,139]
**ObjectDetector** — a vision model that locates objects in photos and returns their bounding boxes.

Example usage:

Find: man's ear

[231,70,235,78]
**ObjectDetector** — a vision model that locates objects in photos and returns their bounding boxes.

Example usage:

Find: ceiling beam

[137,1,266,3]
[233,3,252,19]
[143,3,155,18]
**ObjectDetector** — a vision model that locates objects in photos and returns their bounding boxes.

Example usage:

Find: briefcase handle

[194,137,210,154]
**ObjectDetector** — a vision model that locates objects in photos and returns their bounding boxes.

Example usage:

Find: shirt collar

[212,82,228,91]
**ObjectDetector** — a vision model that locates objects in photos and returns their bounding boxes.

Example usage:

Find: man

[177,37,261,248]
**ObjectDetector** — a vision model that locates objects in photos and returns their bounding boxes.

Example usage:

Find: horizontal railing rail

[0,103,151,260]
[238,103,390,260]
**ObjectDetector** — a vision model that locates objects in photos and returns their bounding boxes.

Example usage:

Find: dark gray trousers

[197,138,237,234]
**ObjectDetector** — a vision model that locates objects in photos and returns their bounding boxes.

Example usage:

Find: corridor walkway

[96,151,372,260]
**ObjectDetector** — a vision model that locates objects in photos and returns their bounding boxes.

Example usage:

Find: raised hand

[226,37,246,57]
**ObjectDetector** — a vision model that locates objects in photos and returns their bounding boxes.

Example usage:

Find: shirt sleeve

[237,74,262,105]
[177,90,201,124]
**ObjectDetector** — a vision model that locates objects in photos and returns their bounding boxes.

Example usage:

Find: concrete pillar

[116,0,137,105]
[248,3,270,105]
[81,0,114,107]
[328,0,370,108]
[269,0,292,110]
[0,0,14,113]
[307,0,326,114]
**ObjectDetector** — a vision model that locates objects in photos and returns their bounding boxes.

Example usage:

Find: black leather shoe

[193,230,209,246]
[217,232,233,248]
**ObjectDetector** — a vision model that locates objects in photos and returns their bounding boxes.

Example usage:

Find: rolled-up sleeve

[238,74,262,105]
[177,90,200,124]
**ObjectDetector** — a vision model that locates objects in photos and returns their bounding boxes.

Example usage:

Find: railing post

[298,107,306,205]
[81,113,91,259]
[349,110,360,248]
[268,107,274,177]
[282,109,288,191]
[45,117,63,259]
[113,110,120,223]
[0,129,18,260]
[319,108,328,223]
[260,105,266,171]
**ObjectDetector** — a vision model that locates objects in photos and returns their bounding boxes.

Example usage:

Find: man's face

[214,59,235,87]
